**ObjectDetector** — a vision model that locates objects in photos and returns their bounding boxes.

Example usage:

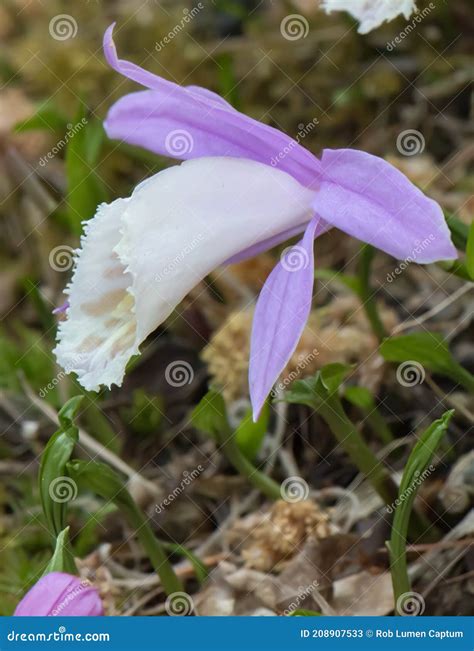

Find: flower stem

[358,244,387,341]
[318,394,398,505]
[124,504,183,594]
[317,394,434,540]
[67,460,183,595]
[215,428,282,500]
[388,412,453,608]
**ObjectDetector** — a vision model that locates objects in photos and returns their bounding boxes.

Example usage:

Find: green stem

[216,428,282,500]
[67,460,183,595]
[389,509,411,603]
[388,412,453,608]
[318,394,435,541]
[453,365,474,394]
[358,244,387,341]
[318,395,398,505]
[121,501,183,594]
[365,409,394,446]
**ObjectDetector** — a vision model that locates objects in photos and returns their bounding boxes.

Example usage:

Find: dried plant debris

[239,500,333,571]
[202,297,397,401]
[0,0,472,619]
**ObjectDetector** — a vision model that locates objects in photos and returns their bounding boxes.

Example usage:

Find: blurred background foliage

[0,0,472,616]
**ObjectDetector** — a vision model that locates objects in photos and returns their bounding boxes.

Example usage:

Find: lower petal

[249,217,320,420]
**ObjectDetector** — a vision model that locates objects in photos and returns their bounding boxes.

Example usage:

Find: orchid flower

[321,0,417,34]
[54,25,456,420]
[14,572,103,616]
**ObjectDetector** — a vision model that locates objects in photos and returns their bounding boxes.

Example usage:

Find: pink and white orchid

[54,25,456,420]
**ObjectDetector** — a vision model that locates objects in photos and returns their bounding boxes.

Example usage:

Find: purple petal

[249,217,320,420]
[53,301,69,315]
[226,220,331,265]
[313,149,457,262]
[14,572,103,616]
[103,25,320,188]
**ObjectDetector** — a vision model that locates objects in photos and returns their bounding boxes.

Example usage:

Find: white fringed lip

[54,157,316,391]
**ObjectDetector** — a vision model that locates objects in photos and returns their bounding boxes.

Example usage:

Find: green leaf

[191,390,230,438]
[287,609,322,616]
[235,403,269,461]
[65,105,107,235]
[39,397,83,536]
[344,386,374,410]
[283,364,351,408]
[81,395,122,454]
[466,220,474,280]
[344,386,393,445]
[67,459,183,594]
[387,411,453,607]
[283,375,319,409]
[8,324,57,399]
[163,542,208,584]
[320,363,352,393]
[445,214,469,252]
[43,527,77,576]
[380,332,474,392]
[439,259,473,281]
[22,279,55,332]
